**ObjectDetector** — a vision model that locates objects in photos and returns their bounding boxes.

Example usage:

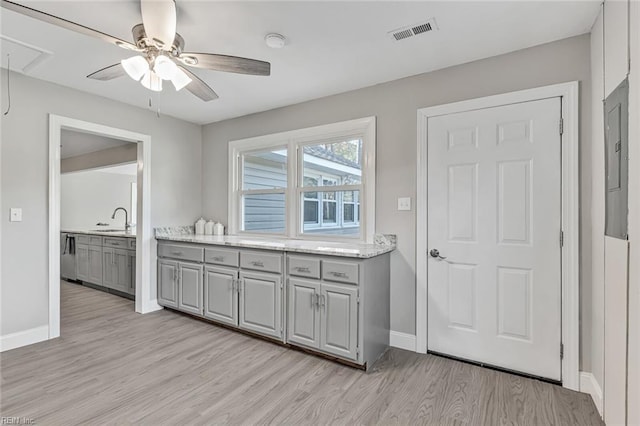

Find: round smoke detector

[265,33,286,49]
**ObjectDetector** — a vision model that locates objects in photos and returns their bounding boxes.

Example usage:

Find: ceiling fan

[1,0,271,101]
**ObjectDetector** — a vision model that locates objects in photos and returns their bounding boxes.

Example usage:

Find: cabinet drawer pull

[172,251,183,256]
[295,266,310,273]
[213,256,224,262]
[250,261,264,267]
[330,271,348,278]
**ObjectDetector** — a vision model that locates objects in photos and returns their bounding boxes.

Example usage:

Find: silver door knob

[429,249,447,260]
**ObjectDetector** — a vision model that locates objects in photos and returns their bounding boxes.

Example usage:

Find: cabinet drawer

[128,239,136,250]
[322,260,359,285]
[288,255,320,279]
[104,237,128,248]
[205,247,239,267]
[240,251,282,274]
[158,243,204,262]
[77,234,103,246]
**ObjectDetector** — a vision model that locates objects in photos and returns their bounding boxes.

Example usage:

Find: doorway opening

[49,115,159,340]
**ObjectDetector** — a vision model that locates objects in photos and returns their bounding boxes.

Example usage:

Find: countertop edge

[155,235,395,259]
[62,229,137,239]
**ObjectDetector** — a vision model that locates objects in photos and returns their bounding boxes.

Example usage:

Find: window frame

[228,116,376,243]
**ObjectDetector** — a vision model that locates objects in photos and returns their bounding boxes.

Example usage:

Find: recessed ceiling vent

[388,18,438,42]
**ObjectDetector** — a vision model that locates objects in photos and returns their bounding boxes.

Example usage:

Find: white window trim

[228,116,376,243]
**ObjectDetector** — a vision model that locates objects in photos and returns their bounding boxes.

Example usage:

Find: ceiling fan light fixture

[141,70,163,92]
[171,68,192,91]
[121,55,148,81]
[153,55,178,80]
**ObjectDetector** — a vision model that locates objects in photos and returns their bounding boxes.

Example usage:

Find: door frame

[416,81,580,390]
[48,114,160,339]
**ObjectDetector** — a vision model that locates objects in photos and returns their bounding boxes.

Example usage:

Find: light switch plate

[10,208,22,222]
[397,197,411,211]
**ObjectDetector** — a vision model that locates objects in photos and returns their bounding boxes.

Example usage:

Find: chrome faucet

[111,207,131,231]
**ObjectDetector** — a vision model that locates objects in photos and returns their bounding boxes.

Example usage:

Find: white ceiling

[1,1,600,125]
[61,128,134,159]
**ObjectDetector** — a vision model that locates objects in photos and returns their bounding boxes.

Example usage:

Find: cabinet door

[158,259,178,308]
[76,244,89,281]
[128,251,136,295]
[287,278,320,349]
[178,261,203,315]
[204,266,238,326]
[112,249,130,293]
[320,283,358,361]
[239,271,282,339]
[87,245,103,285]
[102,248,116,288]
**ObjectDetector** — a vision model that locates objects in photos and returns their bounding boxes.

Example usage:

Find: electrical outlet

[10,208,22,222]
[397,197,411,211]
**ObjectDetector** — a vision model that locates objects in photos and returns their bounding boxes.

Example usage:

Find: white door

[427,98,562,381]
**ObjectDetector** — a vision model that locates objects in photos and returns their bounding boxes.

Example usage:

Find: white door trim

[49,115,160,340]
[416,81,580,390]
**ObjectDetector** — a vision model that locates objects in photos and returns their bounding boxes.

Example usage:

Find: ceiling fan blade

[140,0,176,51]
[177,53,270,76]
[87,63,126,81]
[177,66,218,101]
[1,0,140,51]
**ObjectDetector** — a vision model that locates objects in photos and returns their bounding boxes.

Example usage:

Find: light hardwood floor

[1,281,602,425]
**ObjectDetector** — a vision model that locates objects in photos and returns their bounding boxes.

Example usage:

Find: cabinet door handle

[231,279,237,293]
[173,269,177,282]
[172,251,183,256]
[330,271,348,278]
[295,266,310,273]
[320,294,326,309]
[312,293,318,308]
[250,261,264,267]
[213,256,224,262]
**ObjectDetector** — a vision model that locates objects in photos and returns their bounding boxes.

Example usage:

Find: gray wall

[201,35,593,369]
[61,144,137,174]
[0,72,203,336]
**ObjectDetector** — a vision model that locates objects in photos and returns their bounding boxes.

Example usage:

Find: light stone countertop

[155,234,395,259]
[62,229,137,239]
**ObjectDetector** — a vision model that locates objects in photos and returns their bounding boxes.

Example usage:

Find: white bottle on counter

[204,220,215,235]
[213,222,225,236]
[195,217,206,235]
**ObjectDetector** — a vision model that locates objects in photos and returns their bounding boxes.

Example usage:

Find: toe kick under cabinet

[157,240,390,370]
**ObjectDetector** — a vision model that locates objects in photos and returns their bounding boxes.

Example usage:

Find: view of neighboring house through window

[241,147,287,233]
[230,117,375,241]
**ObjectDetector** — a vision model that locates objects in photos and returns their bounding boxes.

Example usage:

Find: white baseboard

[390,331,417,351]
[580,371,603,417]
[0,325,50,352]
[139,299,163,314]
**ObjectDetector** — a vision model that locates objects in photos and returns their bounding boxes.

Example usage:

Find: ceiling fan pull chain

[3,54,11,116]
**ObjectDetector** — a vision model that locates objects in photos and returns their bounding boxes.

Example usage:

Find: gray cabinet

[103,248,132,293]
[239,271,283,339]
[204,265,238,326]
[178,261,203,315]
[287,278,321,348]
[76,244,89,281]
[127,251,136,295]
[158,259,179,308]
[87,245,103,285]
[320,283,358,361]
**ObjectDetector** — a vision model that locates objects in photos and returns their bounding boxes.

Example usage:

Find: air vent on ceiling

[388,18,438,42]
[0,35,52,74]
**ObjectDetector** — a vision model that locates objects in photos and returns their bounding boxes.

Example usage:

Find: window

[229,117,375,242]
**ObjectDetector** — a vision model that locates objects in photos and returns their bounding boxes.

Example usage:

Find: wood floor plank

[0,281,603,425]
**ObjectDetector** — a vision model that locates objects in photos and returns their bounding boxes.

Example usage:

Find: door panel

[178,262,203,315]
[102,248,115,289]
[287,278,320,349]
[320,283,358,360]
[127,251,136,295]
[76,244,89,281]
[239,271,282,339]
[158,259,178,308]
[204,266,238,326]
[112,249,130,293]
[427,98,562,381]
[87,245,103,285]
